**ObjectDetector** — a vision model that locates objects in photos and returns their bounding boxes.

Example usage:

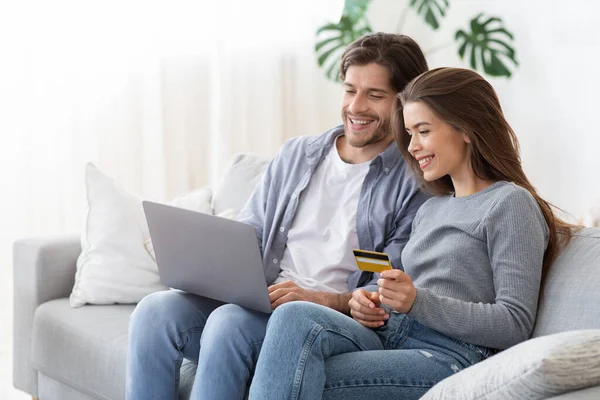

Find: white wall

[353,0,600,220]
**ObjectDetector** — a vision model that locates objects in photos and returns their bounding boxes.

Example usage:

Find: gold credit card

[353,249,392,273]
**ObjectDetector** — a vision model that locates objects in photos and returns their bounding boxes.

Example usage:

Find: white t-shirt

[274,137,370,293]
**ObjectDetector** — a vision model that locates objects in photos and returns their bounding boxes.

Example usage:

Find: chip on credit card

[353,249,392,273]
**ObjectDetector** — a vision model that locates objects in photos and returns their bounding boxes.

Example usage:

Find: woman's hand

[378,270,417,314]
[349,289,389,328]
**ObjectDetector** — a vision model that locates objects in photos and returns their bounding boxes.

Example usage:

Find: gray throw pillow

[421,330,600,400]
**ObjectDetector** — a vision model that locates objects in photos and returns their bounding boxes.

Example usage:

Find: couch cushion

[421,329,600,400]
[38,373,101,400]
[533,228,600,337]
[32,298,134,400]
[180,360,198,399]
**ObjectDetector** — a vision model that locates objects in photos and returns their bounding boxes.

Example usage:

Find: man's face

[341,63,395,148]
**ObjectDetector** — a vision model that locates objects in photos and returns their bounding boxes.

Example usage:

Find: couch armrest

[12,235,81,397]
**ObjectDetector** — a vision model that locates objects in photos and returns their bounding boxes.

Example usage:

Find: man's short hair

[340,33,429,92]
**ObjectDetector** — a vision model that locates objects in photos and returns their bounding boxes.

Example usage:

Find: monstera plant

[315,0,518,81]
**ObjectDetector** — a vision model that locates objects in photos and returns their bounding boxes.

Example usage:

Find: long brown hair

[393,67,574,274]
[340,33,429,92]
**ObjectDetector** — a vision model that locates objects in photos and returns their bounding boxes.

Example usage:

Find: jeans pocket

[446,336,495,364]
[466,342,497,361]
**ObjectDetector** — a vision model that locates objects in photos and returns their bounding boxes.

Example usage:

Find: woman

[247,67,574,400]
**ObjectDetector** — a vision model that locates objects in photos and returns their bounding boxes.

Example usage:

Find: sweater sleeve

[407,188,549,349]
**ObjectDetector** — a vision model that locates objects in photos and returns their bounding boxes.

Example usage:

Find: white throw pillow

[212,153,270,216]
[70,163,214,307]
[421,330,600,400]
[143,186,217,262]
[171,186,214,215]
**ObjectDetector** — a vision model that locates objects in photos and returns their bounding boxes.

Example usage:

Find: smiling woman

[244,66,579,400]
[404,101,474,192]
[394,67,575,275]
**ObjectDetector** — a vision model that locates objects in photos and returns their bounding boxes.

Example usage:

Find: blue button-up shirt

[237,125,428,291]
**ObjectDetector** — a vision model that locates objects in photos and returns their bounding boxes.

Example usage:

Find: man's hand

[268,280,351,313]
[378,269,416,314]
[349,289,389,328]
[269,280,324,309]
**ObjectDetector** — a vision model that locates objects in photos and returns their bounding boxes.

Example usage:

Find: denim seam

[177,327,205,349]
[323,381,436,390]
[249,338,265,368]
[320,324,383,352]
[444,335,488,365]
[175,327,204,397]
[291,324,383,399]
[291,325,322,400]
[386,317,412,349]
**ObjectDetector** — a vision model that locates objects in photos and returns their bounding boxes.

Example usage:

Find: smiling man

[126,33,429,400]
[342,63,394,150]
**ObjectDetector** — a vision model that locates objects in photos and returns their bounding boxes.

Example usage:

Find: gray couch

[12,156,600,399]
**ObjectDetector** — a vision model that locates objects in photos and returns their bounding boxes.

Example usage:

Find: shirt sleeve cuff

[407,287,431,318]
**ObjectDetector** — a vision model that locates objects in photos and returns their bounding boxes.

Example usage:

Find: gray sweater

[402,181,549,349]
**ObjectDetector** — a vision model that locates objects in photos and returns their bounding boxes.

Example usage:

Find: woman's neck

[451,172,495,197]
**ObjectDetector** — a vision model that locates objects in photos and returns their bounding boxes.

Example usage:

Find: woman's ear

[463,132,472,144]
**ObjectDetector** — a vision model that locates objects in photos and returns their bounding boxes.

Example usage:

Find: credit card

[353,249,392,273]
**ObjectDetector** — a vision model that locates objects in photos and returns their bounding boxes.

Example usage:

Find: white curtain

[0,0,346,267]
[1,3,345,395]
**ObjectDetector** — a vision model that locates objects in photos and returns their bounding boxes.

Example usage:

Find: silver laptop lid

[142,201,271,314]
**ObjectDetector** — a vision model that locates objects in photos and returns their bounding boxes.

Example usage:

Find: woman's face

[404,101,472,182]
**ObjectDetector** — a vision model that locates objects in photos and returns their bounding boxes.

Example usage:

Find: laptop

[142,201,272,314]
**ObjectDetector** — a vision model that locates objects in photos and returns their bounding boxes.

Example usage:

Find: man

[126,32,429,400]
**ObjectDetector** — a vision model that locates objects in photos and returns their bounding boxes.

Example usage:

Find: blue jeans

[126,290,270,400]
[248,301,495,400]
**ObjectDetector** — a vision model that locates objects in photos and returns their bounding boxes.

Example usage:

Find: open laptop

[142,201,272,314]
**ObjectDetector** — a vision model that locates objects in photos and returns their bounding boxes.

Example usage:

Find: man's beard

[343,112,392,148]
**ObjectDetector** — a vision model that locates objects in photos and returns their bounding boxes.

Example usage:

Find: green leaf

[315,35,343,52]
[315,11,372,82]
[343,0,371,21]
[485,52,512,77]
[325,57,341,81]
[317,42,345,67]
[317,23,345,35]
[457,37,469,58]
[455,13,519,78]
[409,0,449,30]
